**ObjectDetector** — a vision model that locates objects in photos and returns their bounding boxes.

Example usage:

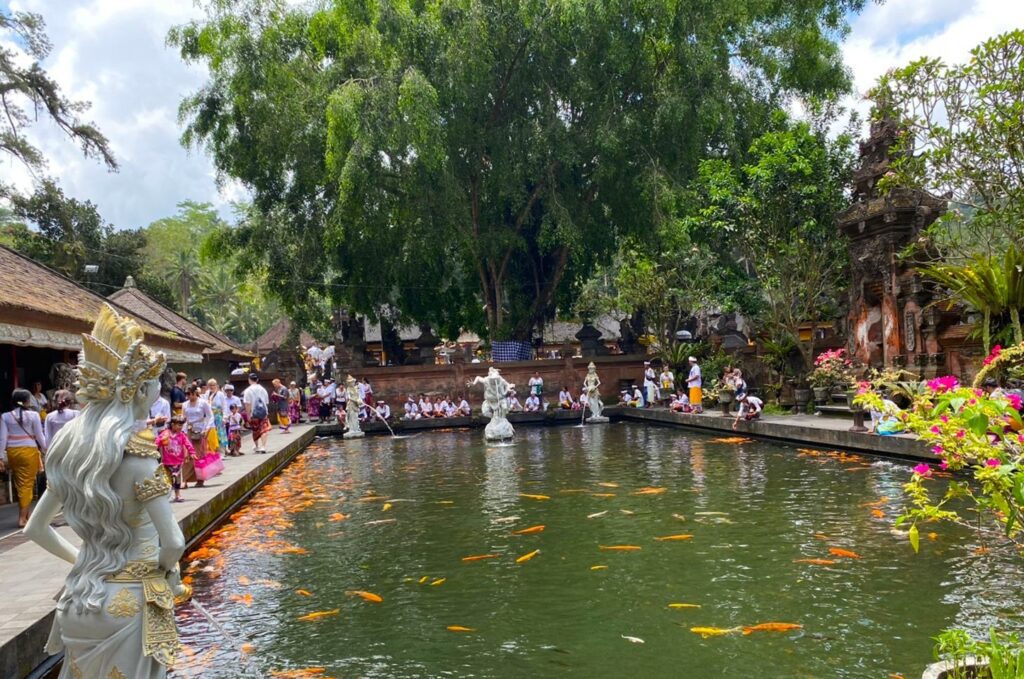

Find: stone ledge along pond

[171,424,1024,679]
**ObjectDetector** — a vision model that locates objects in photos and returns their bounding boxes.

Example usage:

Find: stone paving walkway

[0,423,314,678]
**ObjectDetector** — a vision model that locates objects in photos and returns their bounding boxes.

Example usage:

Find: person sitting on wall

[732,393,764,429]
[618,389,631,407]
[456,394,472,416]
[433,396,448,418]
[630,385,644,408]
[404,394,421,420]
[670,389,691,413]
[525,393,541,412]
[507,389,523,412]
[558,386,576,410]
[419,393,434,418]
[374,399,391,421]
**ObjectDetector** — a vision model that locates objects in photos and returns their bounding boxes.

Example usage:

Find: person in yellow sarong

[0,389,48,526]
[686,356,703,413]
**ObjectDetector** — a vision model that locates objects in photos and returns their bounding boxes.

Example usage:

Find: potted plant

[808,349,854,405]
[716,379,736,416]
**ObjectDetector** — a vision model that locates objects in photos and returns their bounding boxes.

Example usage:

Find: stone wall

[342,355,651,404]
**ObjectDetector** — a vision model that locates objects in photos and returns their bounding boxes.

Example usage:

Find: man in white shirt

[404,395,421,420]
[222,384,243,413]
[419,394,433,418]
[686,356,703,413]
[316,380,334,422]
[643,361,657,407]
[242,373,271,453]
[524,394,541,412]
[507,390,523,412]
[631,385,644,407]
[456,396,471,416]
[733,393,763,429]
[147,393,171,437]
[374,400,391,420]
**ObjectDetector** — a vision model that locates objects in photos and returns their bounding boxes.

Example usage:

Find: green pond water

[171,424,1024,678]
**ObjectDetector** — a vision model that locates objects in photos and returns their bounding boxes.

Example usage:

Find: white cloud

[843,0,1024,121]
[0,0,247,228]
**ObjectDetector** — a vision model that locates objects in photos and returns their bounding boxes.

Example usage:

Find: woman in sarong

[25,304,190,679]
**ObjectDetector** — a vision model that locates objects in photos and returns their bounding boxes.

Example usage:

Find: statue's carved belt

[106,561,181,666]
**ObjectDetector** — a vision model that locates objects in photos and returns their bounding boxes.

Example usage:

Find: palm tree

[921,244,1024,352]
[165,249,199,315]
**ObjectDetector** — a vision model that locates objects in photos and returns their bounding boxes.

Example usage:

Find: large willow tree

[172,0,865,340]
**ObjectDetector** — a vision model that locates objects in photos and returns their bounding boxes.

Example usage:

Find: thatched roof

[108,279,252,361]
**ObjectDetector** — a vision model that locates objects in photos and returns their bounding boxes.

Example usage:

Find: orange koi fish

[871,509,885,518]
[928,532,939,541]
[793,559,837,565]
[447,625,475,632]
[654,534,694,541]
[512,525,545,535]
[597,482,620,488]
[346,590,383,603]
[599,545,642,551]
[275,546,309,555]
[590,565,608,571]
[382,503,393,512]
[295,589,313,597]
[860,496,889,508]
[296,609,339,622]
[559,489,590,494]
[462,554,499,562]
[429,578,447,586]
[668,603,701,609]
[742,622,803,635]
[229,593,254,607]
[270,669,329,678]
[711,437,752,444]
[690,626,741,638]
[240,643,255,654]
[418,576,430,584]
[519,493,551,501]
[328,513,348,522]
[633,487,666,495]
[516,549,541,564]
[828,548,861,559]
[237,575,251,586]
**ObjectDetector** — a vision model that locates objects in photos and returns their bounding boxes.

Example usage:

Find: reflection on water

[171,425,1024,678]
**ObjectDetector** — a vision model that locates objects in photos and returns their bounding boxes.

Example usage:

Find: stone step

[816,404,855,419]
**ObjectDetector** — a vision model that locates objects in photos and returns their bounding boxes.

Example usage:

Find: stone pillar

[575,323,607,357]
[411,325,440,366]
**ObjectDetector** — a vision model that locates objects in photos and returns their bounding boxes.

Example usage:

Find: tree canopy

[172,0,866,340]
[0,10,115,191]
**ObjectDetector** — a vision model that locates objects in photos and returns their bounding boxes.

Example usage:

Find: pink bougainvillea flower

[930,425,942,434]
[932,445,944,454]
[939,460,949,470]
[986,458,1001,468]
[1018,434,1024,444]
[940,415,950,423]
[956,429,965,439]
[1006,393,1022,411]
[927,376,959,393]
[983,345,1002,366]
[913,463,932,476]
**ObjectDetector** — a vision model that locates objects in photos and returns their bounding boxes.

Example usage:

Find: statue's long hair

[44,397,137,614]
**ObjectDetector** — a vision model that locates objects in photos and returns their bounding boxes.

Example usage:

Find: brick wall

[341,355,651,405]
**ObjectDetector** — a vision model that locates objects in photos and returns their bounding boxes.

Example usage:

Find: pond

[171,424,1024,678]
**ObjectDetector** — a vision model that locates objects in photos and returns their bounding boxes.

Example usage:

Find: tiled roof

[0,245,207,353]
[256,317,317,351]
[108,284,252,360]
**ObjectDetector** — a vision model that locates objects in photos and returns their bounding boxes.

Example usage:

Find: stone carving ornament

[25,304,190,678]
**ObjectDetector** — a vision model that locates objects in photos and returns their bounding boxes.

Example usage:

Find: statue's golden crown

[76,304,166,404]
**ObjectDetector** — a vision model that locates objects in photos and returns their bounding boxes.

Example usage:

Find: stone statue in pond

[468,367,515,440]
[25,304,190,678]
[343,374,365,439]
[582,362,608,423]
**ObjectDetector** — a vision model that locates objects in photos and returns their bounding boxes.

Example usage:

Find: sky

[1,0,1023,230]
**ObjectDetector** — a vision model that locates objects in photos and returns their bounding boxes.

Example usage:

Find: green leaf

[1013,474,1024,508]
[908,524,920,554]
[968,412,990,437]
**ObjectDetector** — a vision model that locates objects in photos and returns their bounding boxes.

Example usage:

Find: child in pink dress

[157,416,197,502]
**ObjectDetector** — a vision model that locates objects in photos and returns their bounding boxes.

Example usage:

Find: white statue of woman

[25,304,189,679]
[467,367,515,440]
[343,374,365,439]
[582,362,608,423]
